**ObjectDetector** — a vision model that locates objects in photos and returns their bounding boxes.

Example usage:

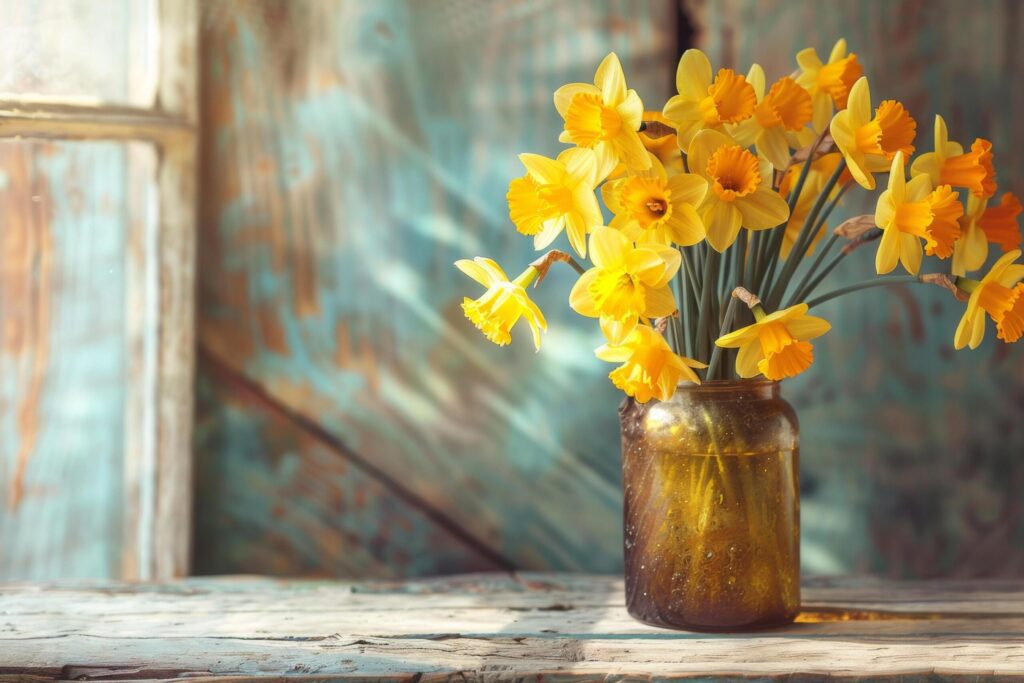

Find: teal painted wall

[0,140,137,579]
[195,0,1024,578]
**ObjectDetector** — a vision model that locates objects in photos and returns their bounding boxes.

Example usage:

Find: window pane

[0,0,158,106]
[0,139,157,579]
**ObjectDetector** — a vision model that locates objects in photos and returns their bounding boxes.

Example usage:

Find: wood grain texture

[0,0,198,580]
[196,0,678,575]
[0,140,133,579]
[194,350,508,576]
[688,0,1024,578]
[2,574,1023,681]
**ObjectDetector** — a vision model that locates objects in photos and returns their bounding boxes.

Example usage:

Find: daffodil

[601,153,707,247]
[569,227,680,342]
[662,49,757,150]
[777,153,847,258]
[715,303,831,380]
[456,258,546,350]
[953,192,1023,275]
[687,129,790,252]
[596,324,705,403]
[830,77,916,190]
[507,147,607,257]
[874,152,962,275]
[731,65,813,170]
[954,250,1024,349]
[795,39,864,132]
[554,52,649,171]
[639,112,685,175]
[910,115,995,199]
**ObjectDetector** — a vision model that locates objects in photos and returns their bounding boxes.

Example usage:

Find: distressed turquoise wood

[0,140,140,578]
[695,0,1024,576]
[197,0,1024,578]
[196,0,677,574]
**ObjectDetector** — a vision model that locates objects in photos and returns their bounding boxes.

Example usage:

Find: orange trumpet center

[707,144,761,201]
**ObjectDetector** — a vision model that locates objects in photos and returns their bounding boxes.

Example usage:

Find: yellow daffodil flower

[874,152,962,275]
[795,39,864,133]
[507,147,608,258]
[601,153,708,247]
[954,249,1024,349]
[456,258,546,350]
[953,191,1023,275]
[777,153,848,259]
[731,64,814,170]
[569,227,680,342]
[662,49,757,150]
[596,324,706,403]
[830,77,917,190]
[910,115,996,199]
[687,129,790,252]
[715,303,831,380]
[553,52,650,171]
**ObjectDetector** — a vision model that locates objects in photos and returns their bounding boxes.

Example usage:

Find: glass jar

[619,380,800,631]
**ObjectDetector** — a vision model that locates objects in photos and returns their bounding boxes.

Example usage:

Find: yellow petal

[735,339,765,377]
[899,232,923,275]
[666,173,708,206]
[887,152,906,204]
[737,186,790,229]
[663,95,701,125]
[533,217,565,250]
[910,151,940,186]
[589,226,630,269]
[905,174,932,203]
[594,341,631,363]
[952,221,987,276]
[596,52,627,105]
[969,306,987,349]
[601,178,626,214]
[515,290,548,351]
[846,77,871,126]
[954,309,972,350]
[716,322,761,348]
[796,47,823,73]
[875,222,901,274]
[811,93,832,133]
[565,212,589,258]
[600,316,636,344]
[785,314,832,340]
[554,82,600,118]
[455,258,498,287]
[569,269,600,317]
[757,126,791,170]
[617,128,654,170]
[828,38,848,63]
[746,63,766,100]
[662,202,706,247]
[676,49,712,101]
[644,285,677,318]
[687,128,734,180]
[561,147,598,184]
[702,197,743,252]
[519,153,564,184]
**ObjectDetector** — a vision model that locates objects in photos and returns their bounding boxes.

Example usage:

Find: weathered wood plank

[196,0,678,575]
[193,353,509,577]
[1,575,1023,680]
[0,140,136,579]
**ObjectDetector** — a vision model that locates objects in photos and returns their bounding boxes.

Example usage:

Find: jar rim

[673,378,780,393]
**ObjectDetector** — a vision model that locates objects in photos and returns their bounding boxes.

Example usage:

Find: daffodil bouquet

[456,41,1023,403]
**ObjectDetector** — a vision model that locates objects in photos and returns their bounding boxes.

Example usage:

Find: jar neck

[673,379,779,402]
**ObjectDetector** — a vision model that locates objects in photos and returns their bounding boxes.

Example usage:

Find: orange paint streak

[0,144,53,509]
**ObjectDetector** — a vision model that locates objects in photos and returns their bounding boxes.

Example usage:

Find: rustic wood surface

[1,574,1023,681]
[195,0,1024,580]
[0,0,198,581]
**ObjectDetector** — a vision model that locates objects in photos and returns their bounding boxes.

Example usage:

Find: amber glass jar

[619,380,800,631]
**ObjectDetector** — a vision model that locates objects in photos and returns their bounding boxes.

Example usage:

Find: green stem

[806,275,920,309]
[695,248,720,363]
[706,295,739,380]
[767,158,847,309]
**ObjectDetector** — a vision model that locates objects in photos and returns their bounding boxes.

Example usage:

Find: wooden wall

[194,0,677,576]
[195,0,1024,578]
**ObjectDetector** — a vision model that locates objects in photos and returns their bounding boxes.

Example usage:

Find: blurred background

[1,0,1023,582]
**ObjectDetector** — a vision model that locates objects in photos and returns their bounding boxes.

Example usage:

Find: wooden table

[2,573,1022,681]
